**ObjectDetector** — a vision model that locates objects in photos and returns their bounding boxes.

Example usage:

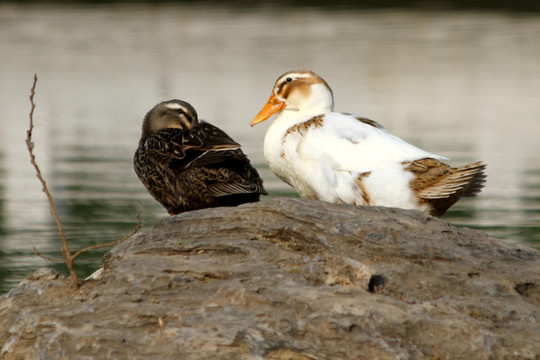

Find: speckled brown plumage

[403,158,487,216]
[134,100,266,215]
[281,115,325,158]
[284,115,324,138]
[353,116,384,129]
[355,171,373,206]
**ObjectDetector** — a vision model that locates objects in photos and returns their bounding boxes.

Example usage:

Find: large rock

[1,198,539,359]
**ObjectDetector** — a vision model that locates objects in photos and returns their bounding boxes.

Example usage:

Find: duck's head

[251,70,334,126]
[141,99,199,139]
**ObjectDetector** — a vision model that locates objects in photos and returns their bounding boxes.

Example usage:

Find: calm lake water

[1,3,539,293]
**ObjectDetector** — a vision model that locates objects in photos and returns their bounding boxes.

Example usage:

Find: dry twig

[32,246,64,263]
[71,215,141,261]
[26,74,79,287]
[25,74,141,289]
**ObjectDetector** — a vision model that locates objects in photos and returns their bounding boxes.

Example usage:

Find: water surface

[1,3,539,293]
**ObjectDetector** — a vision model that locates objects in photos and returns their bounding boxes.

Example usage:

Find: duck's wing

[172,122,242,169]
[405,159,487,199]
[180,122,266,196]
[186,122,241,150]
[206,169,267,197]
[294,113,447,173]
[142,126,237,170]
[199,146,267,197]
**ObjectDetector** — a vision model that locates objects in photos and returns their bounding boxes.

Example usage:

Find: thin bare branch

[71,215,141,261]
[26,75,143,290]
[32,246,66,263]
[26,74,79,288]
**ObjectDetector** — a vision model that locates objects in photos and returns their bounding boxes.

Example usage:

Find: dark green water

[1,3,539,294]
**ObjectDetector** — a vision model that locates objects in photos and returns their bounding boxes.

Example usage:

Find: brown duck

[134,99,267,215]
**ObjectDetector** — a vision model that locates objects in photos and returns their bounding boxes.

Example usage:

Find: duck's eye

[286,77,293,83]
[177,109,185,115]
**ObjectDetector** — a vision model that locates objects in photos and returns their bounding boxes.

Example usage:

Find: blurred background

[1,1,539,294]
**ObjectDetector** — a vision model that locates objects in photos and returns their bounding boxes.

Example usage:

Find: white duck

[251,70,486,217]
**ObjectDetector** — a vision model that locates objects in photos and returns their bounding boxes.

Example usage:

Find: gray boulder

[1,198,539,359]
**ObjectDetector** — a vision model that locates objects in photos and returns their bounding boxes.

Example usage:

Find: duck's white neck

[263,84,334,174]
[277,83,334,126]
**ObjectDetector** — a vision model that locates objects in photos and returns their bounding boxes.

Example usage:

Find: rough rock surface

[1,198,539,359]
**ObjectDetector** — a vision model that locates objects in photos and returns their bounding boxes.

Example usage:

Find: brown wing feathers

[404,158,486,216]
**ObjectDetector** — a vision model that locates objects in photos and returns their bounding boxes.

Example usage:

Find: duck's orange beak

[251,93,286,126]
